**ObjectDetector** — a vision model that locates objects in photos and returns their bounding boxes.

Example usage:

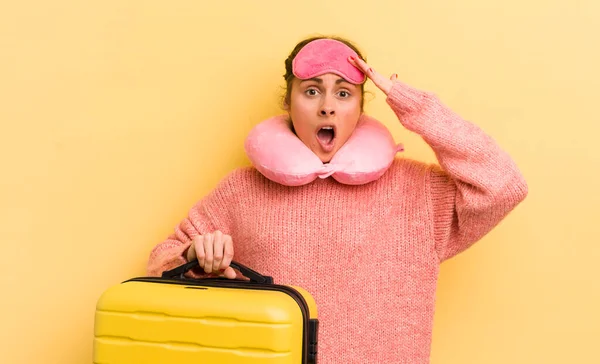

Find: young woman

[147,35,528,363]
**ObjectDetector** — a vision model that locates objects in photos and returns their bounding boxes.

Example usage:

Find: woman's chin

[314,148,338,163]
[319,155,332,163]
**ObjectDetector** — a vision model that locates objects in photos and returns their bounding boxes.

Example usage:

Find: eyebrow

[299,77,351,85]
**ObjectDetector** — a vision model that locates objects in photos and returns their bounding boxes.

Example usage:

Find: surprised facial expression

[287,73,362,163]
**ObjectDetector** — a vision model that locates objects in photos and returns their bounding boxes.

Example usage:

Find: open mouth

[316,126,336,152]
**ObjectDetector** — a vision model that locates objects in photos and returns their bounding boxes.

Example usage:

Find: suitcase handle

[161,259,274,284]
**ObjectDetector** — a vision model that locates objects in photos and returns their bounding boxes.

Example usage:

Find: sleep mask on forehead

[292,38,367,84]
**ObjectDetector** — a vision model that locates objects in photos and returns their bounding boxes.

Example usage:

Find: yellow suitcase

[93,260,318,364]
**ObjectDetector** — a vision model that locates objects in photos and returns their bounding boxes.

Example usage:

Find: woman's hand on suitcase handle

[186,231,236,279]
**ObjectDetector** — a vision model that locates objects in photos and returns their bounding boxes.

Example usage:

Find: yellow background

[1,1,598,363]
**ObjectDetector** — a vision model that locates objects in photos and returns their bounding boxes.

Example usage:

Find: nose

[320,108,335,116]
[319,94,336,116]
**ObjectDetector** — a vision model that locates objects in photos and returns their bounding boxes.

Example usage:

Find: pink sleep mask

[244,115,404,186]
[292,38,366,84]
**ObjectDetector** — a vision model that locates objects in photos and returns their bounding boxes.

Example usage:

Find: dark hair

[283,35,367,111]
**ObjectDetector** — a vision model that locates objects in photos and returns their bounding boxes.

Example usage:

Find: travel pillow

[244,114,403,186]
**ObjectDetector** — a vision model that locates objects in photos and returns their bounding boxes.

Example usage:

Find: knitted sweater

[147,81,528,363]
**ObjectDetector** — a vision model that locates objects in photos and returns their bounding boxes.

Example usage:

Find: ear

[282,97,290,111]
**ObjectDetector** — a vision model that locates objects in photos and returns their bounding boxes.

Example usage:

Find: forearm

[386,82,528,261]
[386,81,527,200]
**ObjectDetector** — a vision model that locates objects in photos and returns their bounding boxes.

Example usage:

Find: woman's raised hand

[348,56,398,96]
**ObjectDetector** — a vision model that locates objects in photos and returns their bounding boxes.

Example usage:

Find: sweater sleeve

[385,81,528,263]
[146,174,236,277]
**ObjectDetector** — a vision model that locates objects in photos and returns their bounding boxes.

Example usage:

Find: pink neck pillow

[244,115,403,186]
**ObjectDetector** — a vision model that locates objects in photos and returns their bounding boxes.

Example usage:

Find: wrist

[385,81,428,116]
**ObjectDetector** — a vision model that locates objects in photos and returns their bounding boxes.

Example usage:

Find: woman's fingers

[191,231,235,277]
[348,56,394,95]
[212,230,224,273]
[222,266,237,279]
[221,235,234,271]
[203,233,214,273]
[193,235,205,268]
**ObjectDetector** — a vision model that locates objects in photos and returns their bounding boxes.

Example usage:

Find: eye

[338,90,351,98]
[305,88,319,96]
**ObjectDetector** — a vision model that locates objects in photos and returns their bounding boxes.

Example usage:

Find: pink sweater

[147,81,528,363]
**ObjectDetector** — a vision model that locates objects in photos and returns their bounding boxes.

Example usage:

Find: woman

[147,35,528,363]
